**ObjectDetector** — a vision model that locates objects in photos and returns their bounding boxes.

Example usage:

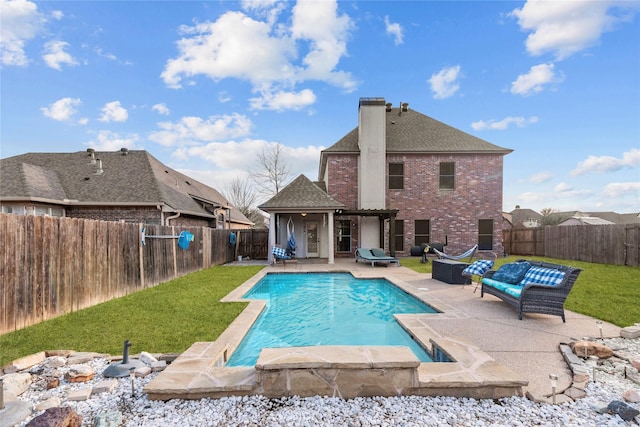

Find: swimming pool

[226,272,438,366]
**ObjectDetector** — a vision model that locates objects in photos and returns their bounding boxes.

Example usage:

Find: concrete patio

[144,258,620,402]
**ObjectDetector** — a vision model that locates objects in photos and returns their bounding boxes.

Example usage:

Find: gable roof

[323,107,512,153]
[319,106,512,179]
[0,150,252,224]
[259,174,345,211]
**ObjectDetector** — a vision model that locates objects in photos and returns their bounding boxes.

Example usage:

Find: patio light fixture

[596,320,603,340]
[549,374,558,404]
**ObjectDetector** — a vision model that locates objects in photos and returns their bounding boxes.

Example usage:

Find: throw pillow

[463,260,494,277]
[492,262,531,285]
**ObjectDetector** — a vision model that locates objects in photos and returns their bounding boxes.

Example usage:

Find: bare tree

[249,143,291,197]
[223,176,265,227]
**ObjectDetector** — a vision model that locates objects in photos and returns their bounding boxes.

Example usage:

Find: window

[439,162,455,190]
[336,220,352,252]
[217,213,225,228]
[388,163,404,190]
[414,220,431,246]
[478,219,494,250]
[394,220,404,252]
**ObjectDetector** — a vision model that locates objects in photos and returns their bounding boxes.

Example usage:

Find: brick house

[0,149,252,229]
[260,97,512,262]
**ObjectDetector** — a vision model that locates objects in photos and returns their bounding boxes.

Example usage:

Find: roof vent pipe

[95,159,104,175]
[401,102,409,112]
[121,147,129,155]
[385,103,392,112]
[88,151,96,165]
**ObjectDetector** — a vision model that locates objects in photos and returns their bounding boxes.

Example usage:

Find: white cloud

[95,47,117,61]
[471,116,538,131]
[249,89,316,111]
[51,10,63,20]
[161,1,356,110]
[85,130,140,151]
[528,171,552,184]
[41,97,82,122]
[384,15,404,45]
[511,63,562,96]
[149,113,253,147]
[152,103,170,115]
[174,139,322,185]
[571,148,640,176]
[510,1,639,60]
[0,0,43,66]
[602,182,640,198]
[42,40,77,70]
[554,182,573,192]
[428,65,461,100]
[99,101,128,122]
[218,92,232,103]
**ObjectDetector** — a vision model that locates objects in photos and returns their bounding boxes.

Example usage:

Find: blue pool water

[226,272,437,366]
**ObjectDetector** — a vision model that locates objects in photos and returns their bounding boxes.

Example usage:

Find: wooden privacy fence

[503,224,640,267]
[0,214,239,334]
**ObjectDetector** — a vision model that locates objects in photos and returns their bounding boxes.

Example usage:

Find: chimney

[357,97,386,210]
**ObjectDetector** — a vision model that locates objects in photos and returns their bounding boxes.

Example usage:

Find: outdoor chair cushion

[518,266,565,287]
[462,260,494,277]
[491,261,531,285]
[272,246,290,259]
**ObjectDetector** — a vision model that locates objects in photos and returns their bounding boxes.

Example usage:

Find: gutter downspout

[165,212,181,225]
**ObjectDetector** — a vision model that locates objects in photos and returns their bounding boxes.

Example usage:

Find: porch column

[268,212,277,264]
[389,213,396,257]
[328,211,335,264]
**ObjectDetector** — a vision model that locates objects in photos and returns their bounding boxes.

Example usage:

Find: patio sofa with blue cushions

[480,259,582,322]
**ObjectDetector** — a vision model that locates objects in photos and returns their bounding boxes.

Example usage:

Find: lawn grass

[401,255,640,328]
[0,265,263,366]
[1,257,638,367]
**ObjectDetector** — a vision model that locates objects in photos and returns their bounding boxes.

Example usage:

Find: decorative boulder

[570,340,614,359]
[25,406,82,427]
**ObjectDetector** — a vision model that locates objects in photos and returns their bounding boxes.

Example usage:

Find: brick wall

[326,156,359,210]
[67,206,162,224]
[326,152,506,256]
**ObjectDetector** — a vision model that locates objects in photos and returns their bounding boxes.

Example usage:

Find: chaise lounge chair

[355,248,400,267]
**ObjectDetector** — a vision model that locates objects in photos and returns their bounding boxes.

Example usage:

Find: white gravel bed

[13,337,640,427]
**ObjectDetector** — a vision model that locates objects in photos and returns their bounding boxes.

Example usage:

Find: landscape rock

[46,377,60,389]
[35,396,62,411]
[92,379,117,395]
[135,366,152,377]
[2,372,33,396]
[64,365,94,383]
[25,406,82,427]
[139,351,158,365]
[44,357,67,369]
[571,340,614,359]
[67,388,92,401]
[93,411,122,427]
[623,389,640,403]
[45,351,73,358]
[3,352,46,374]
[607,400,640,421]
[0,400,33,427]
[620,325,640,339]
[150,360,167,372]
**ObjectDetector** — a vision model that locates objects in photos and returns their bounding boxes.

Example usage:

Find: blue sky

[1,0,639,214]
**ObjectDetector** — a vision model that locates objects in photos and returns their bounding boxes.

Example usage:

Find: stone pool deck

[144,259,620,401]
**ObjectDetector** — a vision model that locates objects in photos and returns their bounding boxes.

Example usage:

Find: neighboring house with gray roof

[0,149,252,229]
[260,97,512,263]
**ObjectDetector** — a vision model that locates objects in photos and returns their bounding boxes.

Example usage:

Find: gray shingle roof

[323,107,512,154]
[259,174,345,210]
[0,150,252,224]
